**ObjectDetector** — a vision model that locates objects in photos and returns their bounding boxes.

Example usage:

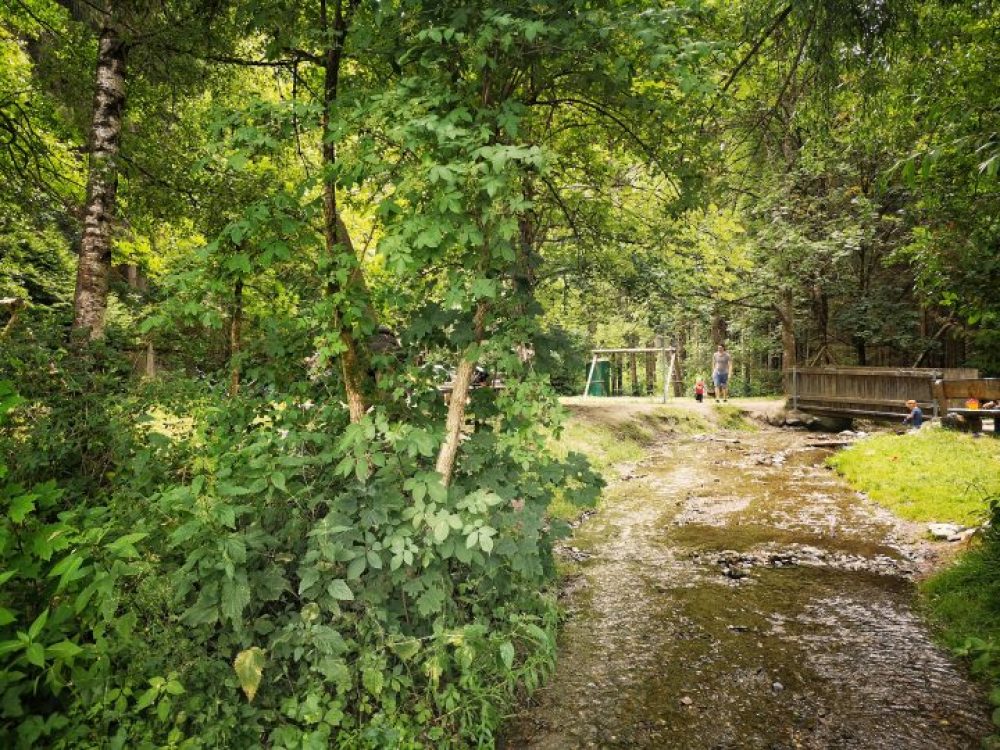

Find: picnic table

[933,378,1000,435]
[942,407,1000,435]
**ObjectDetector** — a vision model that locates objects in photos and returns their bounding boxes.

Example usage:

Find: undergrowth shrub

[1,354,602,747]
[925,495,1000,745]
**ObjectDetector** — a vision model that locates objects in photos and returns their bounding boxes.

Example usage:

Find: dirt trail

[505,406,991,749]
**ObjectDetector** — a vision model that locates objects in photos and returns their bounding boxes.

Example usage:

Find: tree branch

[720,4,794,94]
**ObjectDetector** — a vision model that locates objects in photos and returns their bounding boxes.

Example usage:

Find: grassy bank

[828,428,1000,524]
[546,403,709,521]
[713,404,759,432]
[830,427,1000,734]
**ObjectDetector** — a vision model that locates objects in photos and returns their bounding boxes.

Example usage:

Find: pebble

[772,681,784,692]
[680,696,693,706]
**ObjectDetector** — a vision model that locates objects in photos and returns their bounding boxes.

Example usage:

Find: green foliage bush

[1,341,601,747]
[919,497,1000,744]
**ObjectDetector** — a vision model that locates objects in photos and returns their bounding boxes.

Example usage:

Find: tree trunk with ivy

[72,26,127,340]
[321,0,369,423]
[229,278,243,397]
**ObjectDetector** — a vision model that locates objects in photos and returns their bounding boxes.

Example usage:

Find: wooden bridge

[785,366,979,421]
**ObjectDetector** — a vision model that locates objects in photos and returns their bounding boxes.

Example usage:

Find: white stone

[928,523,964,540]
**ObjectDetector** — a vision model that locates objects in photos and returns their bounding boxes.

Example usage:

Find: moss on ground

[827,428,1000,525]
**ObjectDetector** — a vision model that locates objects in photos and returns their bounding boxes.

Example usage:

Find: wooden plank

[796,395,931,408]
[591,347,677,354]
[797,406,918,420]
[788,366,977,377]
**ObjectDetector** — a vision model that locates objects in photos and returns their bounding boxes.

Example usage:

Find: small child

[902,399,924,430]
[694,379,705,403]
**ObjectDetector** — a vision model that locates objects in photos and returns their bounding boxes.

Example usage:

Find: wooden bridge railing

[785,366,979,420]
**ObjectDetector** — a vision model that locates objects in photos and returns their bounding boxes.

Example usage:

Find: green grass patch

[922,540,1000,650]
[828,429,1000,524]
[552,407,708,474]
[553,419,646,473]
[713,405,758,432]
[921,530,1000,737]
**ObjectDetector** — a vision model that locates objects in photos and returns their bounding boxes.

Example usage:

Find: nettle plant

[0,379,167,750]
[137,382,599,747]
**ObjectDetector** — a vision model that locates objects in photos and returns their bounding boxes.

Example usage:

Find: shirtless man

[712,344,733,403]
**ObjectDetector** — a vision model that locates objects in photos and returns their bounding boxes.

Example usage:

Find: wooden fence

[785,366,979,420]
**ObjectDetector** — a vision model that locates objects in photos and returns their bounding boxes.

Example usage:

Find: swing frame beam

[583,346,677,403]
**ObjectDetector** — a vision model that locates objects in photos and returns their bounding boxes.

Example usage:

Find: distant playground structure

[582,336,679,403]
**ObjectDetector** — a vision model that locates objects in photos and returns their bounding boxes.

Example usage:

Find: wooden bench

[933,379,1000,435]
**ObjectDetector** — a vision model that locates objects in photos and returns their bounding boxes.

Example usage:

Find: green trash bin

[586,359,612,396]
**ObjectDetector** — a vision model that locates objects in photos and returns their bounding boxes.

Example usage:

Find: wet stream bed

[504,427,991,749]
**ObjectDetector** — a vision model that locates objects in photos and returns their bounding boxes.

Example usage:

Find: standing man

[712,344,733,403]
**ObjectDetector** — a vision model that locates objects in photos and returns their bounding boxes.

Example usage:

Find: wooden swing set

[582,337,678,403]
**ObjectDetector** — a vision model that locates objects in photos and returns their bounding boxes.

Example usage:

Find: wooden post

[629,352,639,396]
[665,350,676,403]
[144,340,156,378]
[655,335,666,404]
[645,342,655,395]
[932,376,943,420]
[583,354,598,397]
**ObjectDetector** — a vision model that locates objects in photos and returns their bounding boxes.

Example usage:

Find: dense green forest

[1,0,998,747]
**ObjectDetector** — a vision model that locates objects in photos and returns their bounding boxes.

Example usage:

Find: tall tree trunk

[854,335,867,366]
[514,180,539,314]
[229,278,243,397]
[710,311,728,347]
[436,303,488,486]
[73,26,127,339]
[321,0,369,423]
[775,290,796,370]
[124,263,155,376]
[811,283,829,363]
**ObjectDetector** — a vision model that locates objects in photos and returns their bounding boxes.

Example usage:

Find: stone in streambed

[947,528,977,542]
[927,523,964,540]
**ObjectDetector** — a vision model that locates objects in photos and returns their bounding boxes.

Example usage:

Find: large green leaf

[233,647,266,702]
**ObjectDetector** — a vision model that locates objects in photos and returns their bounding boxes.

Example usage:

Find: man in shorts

[712,344,732,403]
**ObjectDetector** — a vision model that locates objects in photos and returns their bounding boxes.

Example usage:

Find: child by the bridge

[694,379,705,403]
[902,399,924,430]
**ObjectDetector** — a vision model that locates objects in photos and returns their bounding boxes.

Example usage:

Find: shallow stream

[504,426,991,749]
